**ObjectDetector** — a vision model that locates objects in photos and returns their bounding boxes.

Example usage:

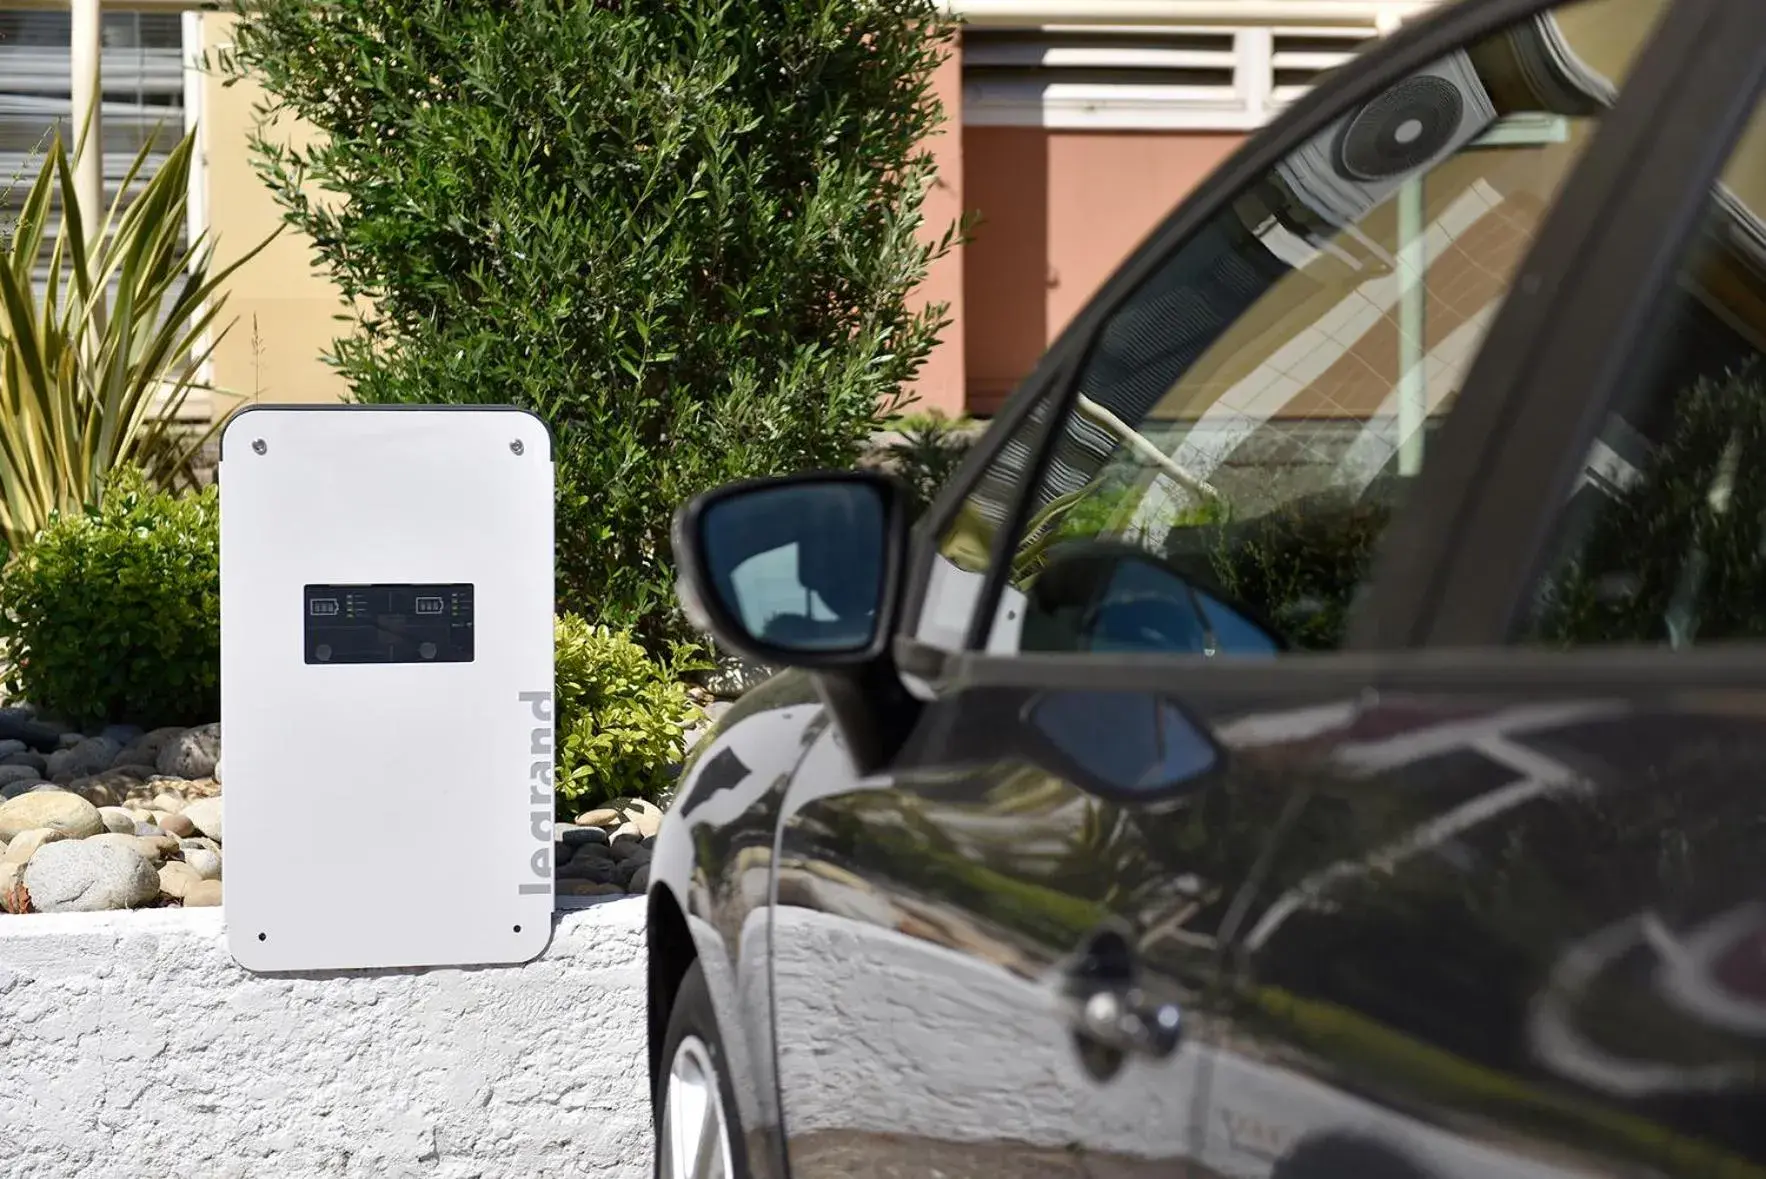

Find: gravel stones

[182,847,222,881]
[159,813,196,838]
[156,723,220,779]
[0,750,48,776]
[181,797,222,841]
[46,737,122,782]
[98,807,137,834]
[157,861,202,899]
[0,791,103,841]
[2,828,68,865]
[23,840,159,912]
[558,825,609,848]
[0,765,42,790]
[183,880,221,907]
[0,706,66,753]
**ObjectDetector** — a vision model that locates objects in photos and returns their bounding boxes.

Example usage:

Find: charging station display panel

[220,407,555,972]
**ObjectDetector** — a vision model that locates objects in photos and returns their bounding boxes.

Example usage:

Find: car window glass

[1521,100,1766,647]
[914,0,1665,656]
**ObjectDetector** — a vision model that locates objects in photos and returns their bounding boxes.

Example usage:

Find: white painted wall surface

[0,899,651,1179]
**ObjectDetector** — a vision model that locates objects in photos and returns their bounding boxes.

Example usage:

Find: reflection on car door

[769,688,1239,1177]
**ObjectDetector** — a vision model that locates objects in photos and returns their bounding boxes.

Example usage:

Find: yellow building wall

[198,13,352,419]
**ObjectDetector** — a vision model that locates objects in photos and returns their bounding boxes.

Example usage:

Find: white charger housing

[219,406,555,971]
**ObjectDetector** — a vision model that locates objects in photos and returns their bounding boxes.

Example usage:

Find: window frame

[1398,0,1766,648]
[897,0,1762,680]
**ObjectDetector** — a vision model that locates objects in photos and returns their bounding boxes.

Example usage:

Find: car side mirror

[672,471,910,669]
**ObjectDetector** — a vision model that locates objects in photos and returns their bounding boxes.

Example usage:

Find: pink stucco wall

[904,49,969,418]
[959,129,1245,413]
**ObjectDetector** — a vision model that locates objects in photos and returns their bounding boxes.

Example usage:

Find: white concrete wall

[0,899,651,1179]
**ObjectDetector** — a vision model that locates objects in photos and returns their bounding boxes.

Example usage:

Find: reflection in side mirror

[674,473,904,667]
[1024,541,1282,657]
[1026,690,1221,797]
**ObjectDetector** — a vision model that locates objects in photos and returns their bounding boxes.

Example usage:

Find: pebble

[574,808,621,828]
[85,832,171,864]
[157,861,201,899]
[183,879,222,907]
[1,827,68,865]
[0,860,20,897]
[0,791,104,840]
[138,835,180,862]
[179,837,220,855]
[150,792,187,815]
[182,848,222,881]
[157,724,220,780]
[610,838,647,863]
[569,842,614,865]
[624,800,664,839]
[0,750,46,774]
[0,765,41,789]
[133,822,165,838]
[160,813,196,838]
[46,737,121,782]
[181,797,222,842]
[628,864,650,893]
[100,724,144,747]
[24,840,159,912]
[558,826,609,847]
[0,707,68,753]
[97,807,137,834]
[0,740,25,759]
[0,778,43,800]
[559,856,617,884]
[610,820,642,848]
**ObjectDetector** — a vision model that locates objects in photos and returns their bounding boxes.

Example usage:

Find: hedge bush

[554,614,704,816]
[228,0,958,647]
[0,469,219,728]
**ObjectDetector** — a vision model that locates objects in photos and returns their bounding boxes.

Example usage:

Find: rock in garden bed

[0,718,225,914]
[560,797,665,897]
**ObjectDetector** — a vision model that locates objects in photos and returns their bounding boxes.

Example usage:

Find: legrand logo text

[519,690,554,896]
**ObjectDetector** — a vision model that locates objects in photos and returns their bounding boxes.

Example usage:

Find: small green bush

[229,0,959,649]
[554,614,704,815]
[0,469,219,728]
[881,410,977,514]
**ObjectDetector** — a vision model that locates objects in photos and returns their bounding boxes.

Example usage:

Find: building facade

[1,1,1438,424]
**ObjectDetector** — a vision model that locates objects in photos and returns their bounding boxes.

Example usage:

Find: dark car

[645,0,1766,1175]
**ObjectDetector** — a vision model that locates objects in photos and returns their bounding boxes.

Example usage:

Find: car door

[1198,5,1766,1175]
[764,1,1740,1175]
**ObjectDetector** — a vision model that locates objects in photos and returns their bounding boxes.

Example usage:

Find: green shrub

[0,128,270,554]
[881,409,977,514]
[0,468,219,728]
[228,0,958,648]
[554,614,704,815]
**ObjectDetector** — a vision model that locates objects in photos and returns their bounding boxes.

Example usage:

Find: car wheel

[1270,1133,1434,1179]
[656,960,748,1179]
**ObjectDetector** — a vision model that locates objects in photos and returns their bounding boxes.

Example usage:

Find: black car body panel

[646,0,1766,1175]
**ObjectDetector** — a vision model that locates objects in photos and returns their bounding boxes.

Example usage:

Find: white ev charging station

[218,406,555,972]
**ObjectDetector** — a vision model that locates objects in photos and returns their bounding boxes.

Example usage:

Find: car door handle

[1062,927,1184,1065]
[1071,986,1184,1060]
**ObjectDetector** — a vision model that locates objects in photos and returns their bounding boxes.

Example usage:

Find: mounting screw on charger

[251,439,267,455]
[509,439,524,456]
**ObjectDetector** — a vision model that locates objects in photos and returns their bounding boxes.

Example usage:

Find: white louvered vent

[1270,26,1379,108]
[963,23,1377,129]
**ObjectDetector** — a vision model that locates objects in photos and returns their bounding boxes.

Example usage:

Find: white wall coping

[0,899,653,1178]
